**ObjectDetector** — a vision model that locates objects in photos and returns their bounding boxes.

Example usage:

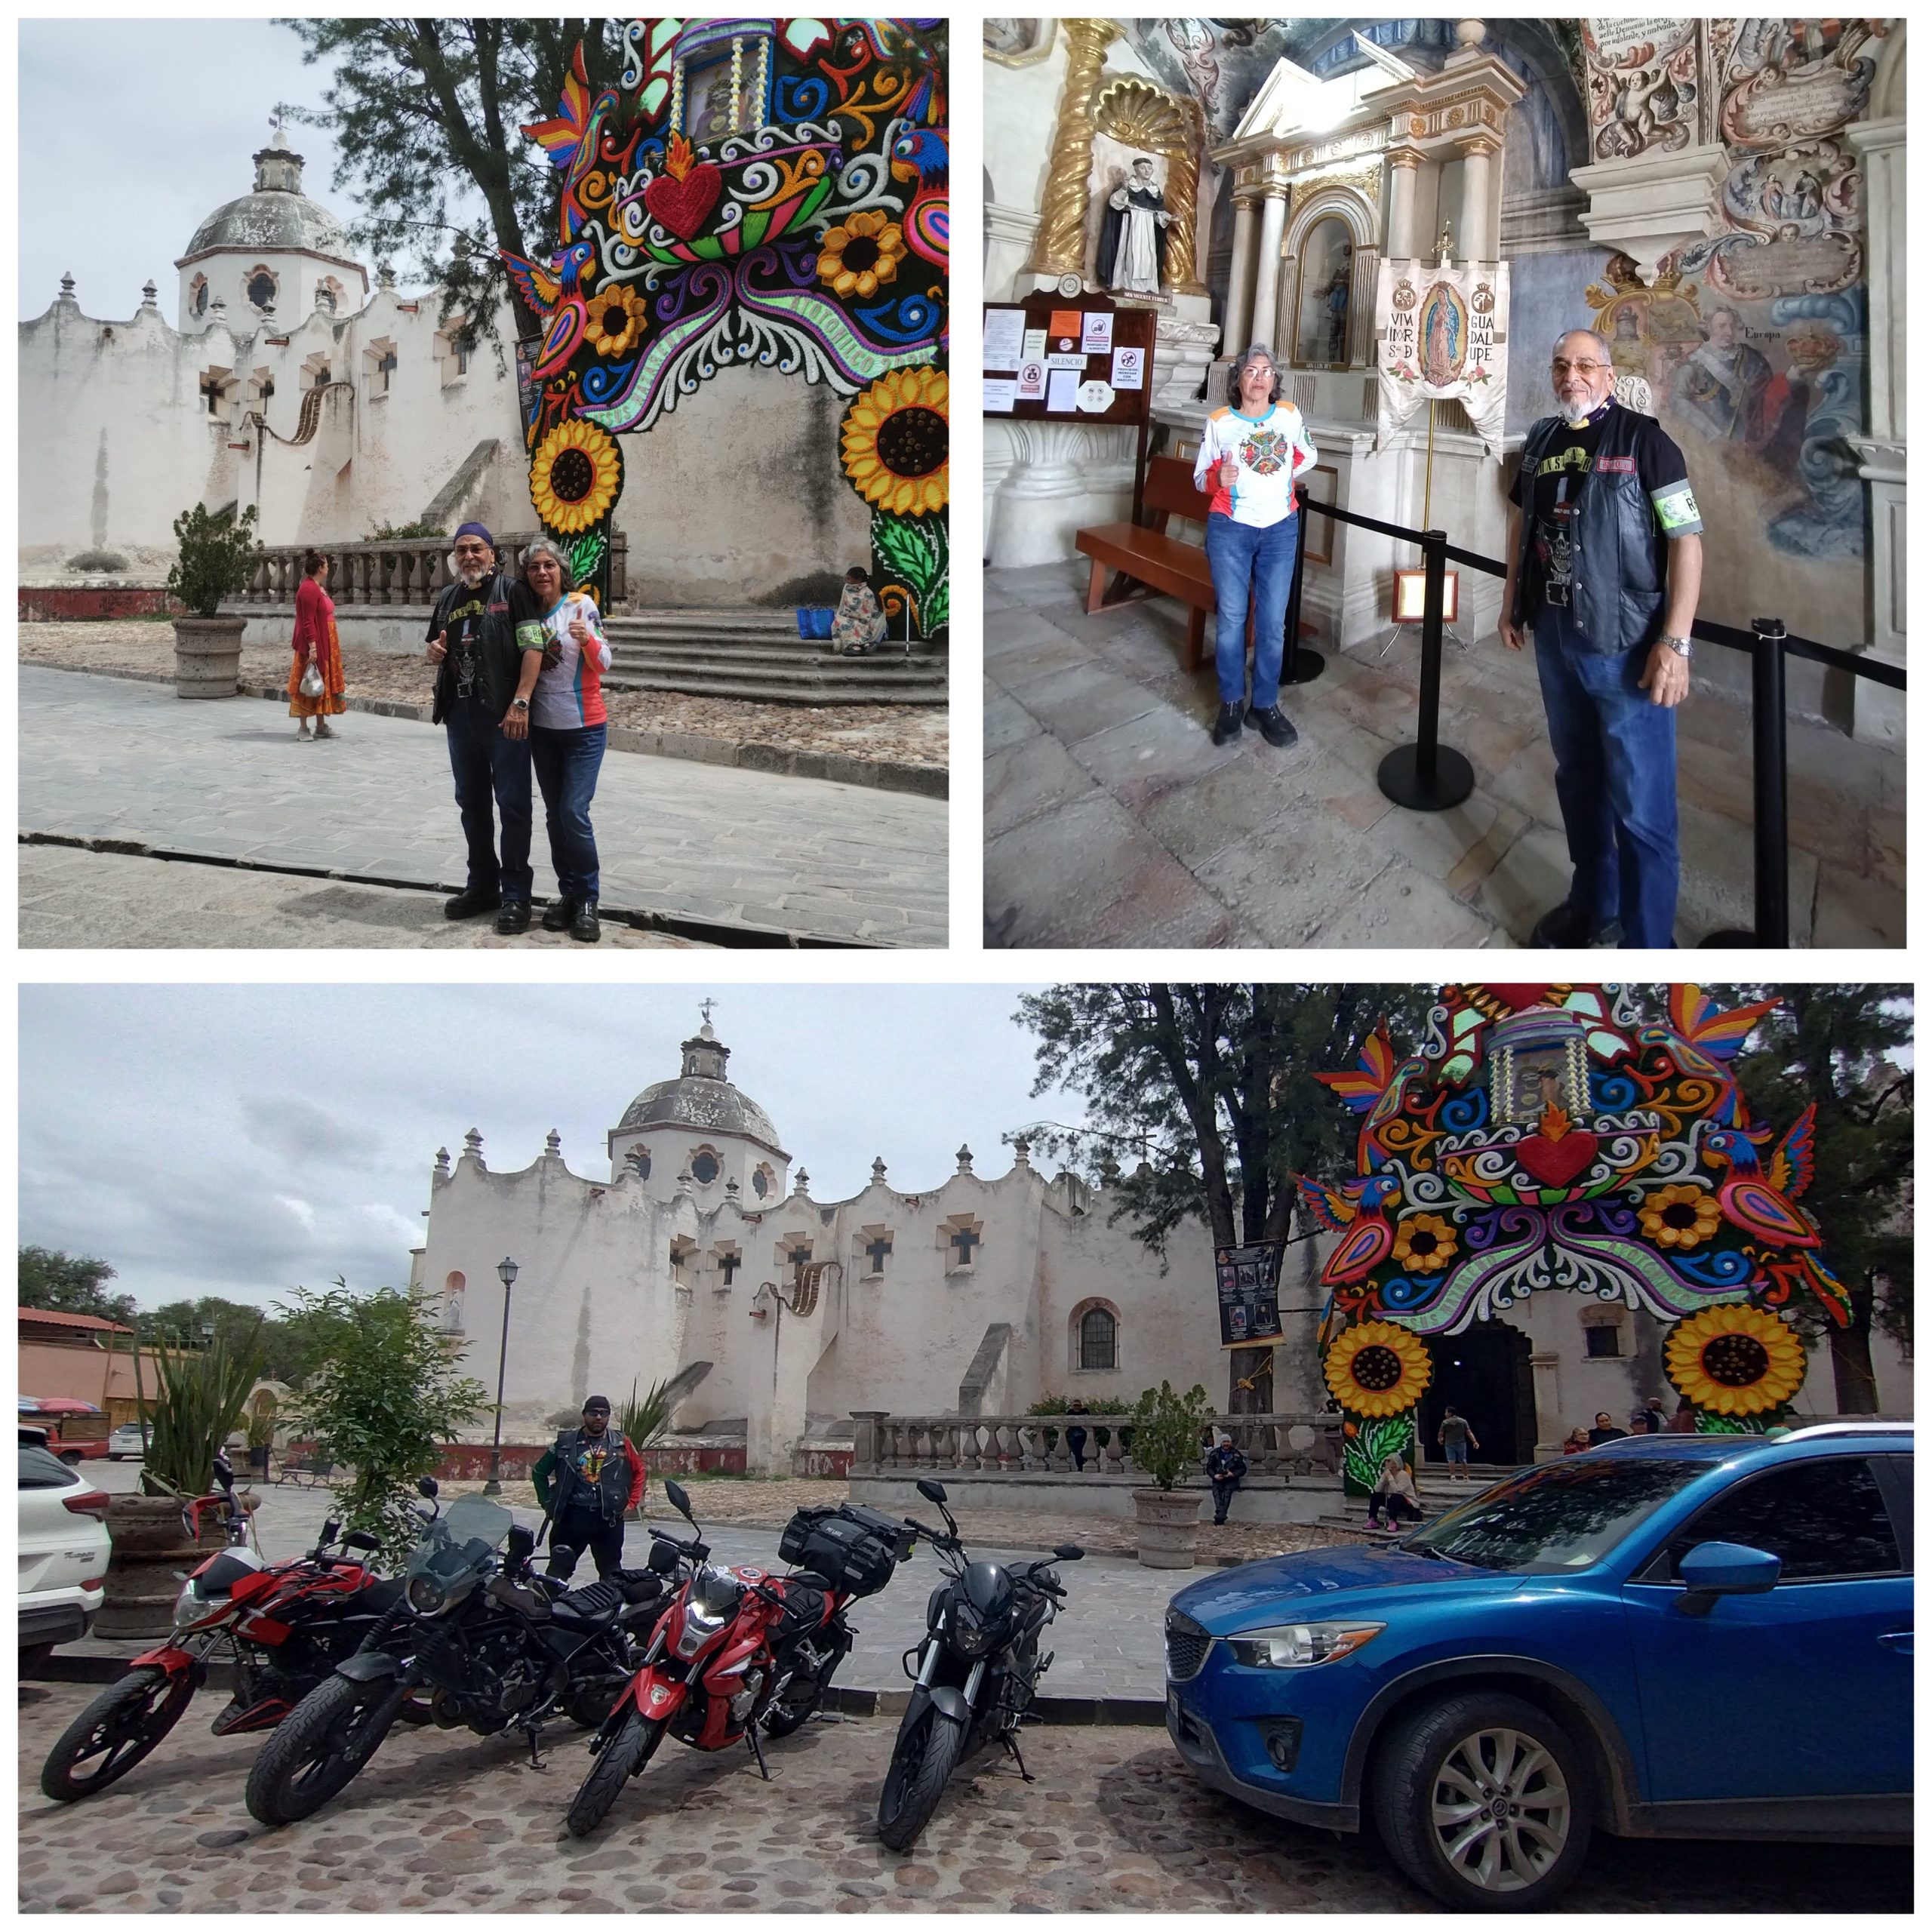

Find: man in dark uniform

[532,1395,647,1580]
[1500,329,1704,949]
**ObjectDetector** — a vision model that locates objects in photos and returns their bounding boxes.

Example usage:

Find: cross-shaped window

[789,1245,813,1270]
[949,1226,980,1267]
[200,374,225,417]
[865,1235,893,1275]
[377,348,398,393]
[720,1254,739,1287]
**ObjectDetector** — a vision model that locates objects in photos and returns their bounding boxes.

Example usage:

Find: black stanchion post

[1280,483,1324,686]
[1703,617,1791,948]
[1377,529,1475,811]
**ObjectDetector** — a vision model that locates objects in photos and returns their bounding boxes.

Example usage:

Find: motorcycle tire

[40,1666,198,1801]
[761,1672,827,1740]
[565,1711,665,1839]
[875,1707,965,1852]
[245,1674,405,1827]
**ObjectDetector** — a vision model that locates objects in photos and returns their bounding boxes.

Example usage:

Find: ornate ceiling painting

[504,17,948,628]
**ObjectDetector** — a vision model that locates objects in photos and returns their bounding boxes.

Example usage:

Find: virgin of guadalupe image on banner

[1376,257,1510,457]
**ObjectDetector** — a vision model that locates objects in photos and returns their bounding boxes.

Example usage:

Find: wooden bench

[1075,454,1309,674]
[272,1451,334,1487]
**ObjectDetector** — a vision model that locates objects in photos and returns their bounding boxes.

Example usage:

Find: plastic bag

[298,663,325,698]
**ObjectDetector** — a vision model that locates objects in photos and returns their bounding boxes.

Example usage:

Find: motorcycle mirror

[506,1524,536,1563]
[664,1478,694,1521]
[648,1540,680,1574]
[417,1475,440,1498]
[915,1478,948,1506]
[319,1518,342,1546]
[1054,1544,1085,1563]
[342,1530,382,1553]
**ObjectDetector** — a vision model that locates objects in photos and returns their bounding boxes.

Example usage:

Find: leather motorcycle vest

[551,1426,632,1521]
[1512,402,1671,655]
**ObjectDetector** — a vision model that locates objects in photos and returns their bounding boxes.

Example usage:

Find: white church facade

[411,1018,1906,1476]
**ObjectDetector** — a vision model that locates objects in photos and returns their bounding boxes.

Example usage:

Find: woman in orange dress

[289,549,347,739]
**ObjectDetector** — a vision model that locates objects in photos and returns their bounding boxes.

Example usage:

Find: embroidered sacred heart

[1486,984,1559,1013]
[644,162,723,240]
[1514,1130,1598,1189]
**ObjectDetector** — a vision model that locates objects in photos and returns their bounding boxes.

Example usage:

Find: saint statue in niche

[1321,245,1352,362]
[1100,155,1173,295]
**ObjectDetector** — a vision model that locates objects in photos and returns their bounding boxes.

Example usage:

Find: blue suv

[1164,1426,1912,1909]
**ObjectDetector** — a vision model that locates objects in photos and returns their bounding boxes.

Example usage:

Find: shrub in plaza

[134,1320,266,1498]
[1128,1381,1214,1571]
[165,502,261,617]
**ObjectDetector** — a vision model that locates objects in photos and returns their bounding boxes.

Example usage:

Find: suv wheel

[1370,1690,1592,1909]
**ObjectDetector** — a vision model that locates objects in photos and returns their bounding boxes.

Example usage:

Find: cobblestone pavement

[20,623,948,770]
[18,845,710,949]
[19,666,947,946]
[18,1682,1909,1914]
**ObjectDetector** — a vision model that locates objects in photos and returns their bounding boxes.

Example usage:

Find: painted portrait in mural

[1672,306,1774,445]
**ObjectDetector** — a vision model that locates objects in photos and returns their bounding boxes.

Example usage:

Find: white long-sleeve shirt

[1192,401,1318,528]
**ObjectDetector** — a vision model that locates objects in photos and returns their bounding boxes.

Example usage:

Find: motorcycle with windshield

[41,1454,393,1801]
[565,1478,912,1837]
[245,1480,673,1826]
[875,1478,1083,1850]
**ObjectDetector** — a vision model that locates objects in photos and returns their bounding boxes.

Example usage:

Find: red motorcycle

[564,1479,909,1836]
[40,1458,401,1801]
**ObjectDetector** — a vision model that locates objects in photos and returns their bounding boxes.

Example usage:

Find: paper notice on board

[1016,360,1048,401]
[1111,346,1146,390]
[1081,312,1114,354]
[1022,328,1047,361]
[981,308,1026,371]
[983,377,1018,414]
[1048,309,1082,343]
[1045,368,1079,414]
[1045,352,1087,371]
[1076,380,1115,414]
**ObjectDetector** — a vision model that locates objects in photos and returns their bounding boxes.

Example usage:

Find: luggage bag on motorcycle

[778,1505,909,1599]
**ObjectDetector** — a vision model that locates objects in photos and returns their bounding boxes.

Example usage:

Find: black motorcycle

[245,1481,673,1826]
[875,1478,1082,1850]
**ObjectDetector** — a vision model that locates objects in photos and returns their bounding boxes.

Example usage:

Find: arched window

[246,267,278,311]
[625,1143,651,1179]
[1079,1306,1118,1371]
[690,1147,721,1186]
[190,275,209,317]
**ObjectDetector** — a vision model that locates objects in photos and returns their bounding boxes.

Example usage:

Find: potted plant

[166,500,261,698]
[1127,1380,1215,1570]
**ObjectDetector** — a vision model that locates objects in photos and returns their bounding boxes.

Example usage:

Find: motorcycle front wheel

[40,1665,198,1801]
[245,1674,406,1826]
[875,1706,965,1851]
[566,1710,666,1838]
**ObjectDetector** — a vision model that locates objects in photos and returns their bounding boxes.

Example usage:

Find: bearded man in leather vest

[1500,329,1704,949]
[533,1395,647,1580]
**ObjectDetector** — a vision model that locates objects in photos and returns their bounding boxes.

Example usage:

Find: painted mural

[504,17,949,632]
[1297,985,1850,1493]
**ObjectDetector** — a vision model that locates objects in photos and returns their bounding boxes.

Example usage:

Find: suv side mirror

[1676,1540,1781,1616]
[916,1478,948,1506]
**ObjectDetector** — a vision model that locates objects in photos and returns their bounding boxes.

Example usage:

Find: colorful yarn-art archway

[1297,986,1852,1492]
[504,17,948,629]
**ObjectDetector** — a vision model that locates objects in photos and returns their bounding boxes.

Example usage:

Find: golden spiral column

[1164,97,1210,297]
[1023,18,1120,278]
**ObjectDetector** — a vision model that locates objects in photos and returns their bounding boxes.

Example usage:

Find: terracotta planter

[173,614,246,699]
[96,1494,229,1638]
[1132,1486,1203,1571]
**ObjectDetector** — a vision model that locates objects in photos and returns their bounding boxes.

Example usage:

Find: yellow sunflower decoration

[530,420,622,536]
[587,282,649,358]
[1324,1320,1433,1419]
[841,367,949,516]
[1392,1212,1457,1274]
[1664,1305,1807,1417]
[1640,1183,1721,1251]
[817,209,906,300]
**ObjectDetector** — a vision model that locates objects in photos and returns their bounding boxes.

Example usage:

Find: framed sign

[1214,1242,1286,1350]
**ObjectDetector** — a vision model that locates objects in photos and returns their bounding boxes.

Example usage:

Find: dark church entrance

[1417,1322,1536,1468]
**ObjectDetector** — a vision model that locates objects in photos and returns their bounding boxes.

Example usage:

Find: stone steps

[602,611,945,706]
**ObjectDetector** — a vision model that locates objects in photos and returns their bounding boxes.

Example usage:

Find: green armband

[515,620,547,651]
[1651,481,1703,536]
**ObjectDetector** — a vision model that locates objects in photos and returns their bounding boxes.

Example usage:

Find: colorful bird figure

[500,239,598,381]
[1638,985,1781,1107]
[1297,1171,1403,1287]
[1701,1106,1851,1324]
[520,45,625,243]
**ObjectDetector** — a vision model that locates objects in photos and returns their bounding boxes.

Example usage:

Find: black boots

[570,899,601,944]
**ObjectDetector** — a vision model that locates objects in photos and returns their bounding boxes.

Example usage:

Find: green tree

[1014,984,1437,1407]
[283,1281,487,1557]
[19,1246,138,1326]
[146,1296,307,1386]
[166,502,261,617]
[278,18,626,343]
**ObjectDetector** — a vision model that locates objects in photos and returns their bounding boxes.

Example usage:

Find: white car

[19,1441,112,1666]
[107,1422,150,1460]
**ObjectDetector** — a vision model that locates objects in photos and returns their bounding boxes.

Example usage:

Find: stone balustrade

[233,531,629,609]
[850,1411,1343,1481]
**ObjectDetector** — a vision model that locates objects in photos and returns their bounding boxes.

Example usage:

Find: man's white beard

[457,561,490,586]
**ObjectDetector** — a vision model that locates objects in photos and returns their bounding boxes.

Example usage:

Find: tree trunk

[1829,1276,1881,1412]
[1228,1346,1272,1413]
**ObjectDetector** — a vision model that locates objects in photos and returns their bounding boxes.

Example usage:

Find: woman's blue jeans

[1204,509,1297,709]
[530,723,607,902]
[1532,605,1678,947]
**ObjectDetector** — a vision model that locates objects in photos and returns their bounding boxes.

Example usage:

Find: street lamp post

[483,1257,518,1496]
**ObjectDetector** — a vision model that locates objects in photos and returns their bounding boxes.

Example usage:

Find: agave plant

[617,1376,677,1453]
[135,1321,266,1498]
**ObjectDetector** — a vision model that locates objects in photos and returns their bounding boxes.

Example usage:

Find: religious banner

[1375,258,1510,457]
[1214,1242,1286,1350]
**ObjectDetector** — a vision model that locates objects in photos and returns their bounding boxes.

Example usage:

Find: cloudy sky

[20,19,368,321]
[20,985,1082,1315]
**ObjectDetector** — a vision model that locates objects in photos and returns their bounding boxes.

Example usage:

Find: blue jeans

[1204,511,1297,709]
[531,723,607,903]
[1533,604,1678,948]
[445,702,534,900]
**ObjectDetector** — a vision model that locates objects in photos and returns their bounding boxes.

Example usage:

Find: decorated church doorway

[1414,1322,1534,1468]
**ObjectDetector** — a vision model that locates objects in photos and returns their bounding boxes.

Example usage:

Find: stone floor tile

[1363,785,1531,899]
[985,731,1106,841]
[1192,809,1402,950]
[1066,701,1245,811]
[1304,854,1501,948]
[1006,660,1163,747]
[983,621,1097,691]
[985,688,1044,755]
[1136,752,1303,873]
[1674,795,1823,947]
[1813,863,1909,949]
[1475,821,1592,947]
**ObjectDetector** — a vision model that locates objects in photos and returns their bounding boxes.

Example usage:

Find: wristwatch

[511,697,530,710]
[1658,635,1692,661]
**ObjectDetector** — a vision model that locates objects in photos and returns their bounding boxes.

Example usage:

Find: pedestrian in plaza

[426,523,546,934]
[532,1395,647,1581]
[1561,1426,1592,1455]
[1205,1431,1247,1525]
[1640,1395,1669,1432]
[519,539,611,945]
[1436,1404,1479,1476]
[1500,328,1705,948]
[831,565,888,656]
[1665,1395,1698,1434]
[288,550,346,740]
[1064,1399,1090,1472]
[1192,343,1318,750]
[1367,1453,1423,1532]
[1587,1411,1627,1446]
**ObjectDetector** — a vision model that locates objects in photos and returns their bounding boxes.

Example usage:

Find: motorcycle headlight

[406,1575,447,1617]
[949,1602,998,1660]
[171,1579,207,1629]
[1225,1622,1384,1669]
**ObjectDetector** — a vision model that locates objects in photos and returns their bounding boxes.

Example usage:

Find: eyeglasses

[452,541,491,557]
[1550,361,1605,375]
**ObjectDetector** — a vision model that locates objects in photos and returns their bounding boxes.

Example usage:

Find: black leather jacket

[429,571,535,724]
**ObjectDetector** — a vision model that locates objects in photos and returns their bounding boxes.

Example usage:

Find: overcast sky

[19,19,365,321]
[19,985,1083,1316]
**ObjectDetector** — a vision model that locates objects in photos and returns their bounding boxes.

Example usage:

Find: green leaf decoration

[1343,1411,1415,1494]
[1694,1411,1767,1435]
[871,511,948,641]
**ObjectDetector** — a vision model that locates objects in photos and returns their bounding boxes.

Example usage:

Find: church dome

[614,1021,786,1156]
[177,144,361,269]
